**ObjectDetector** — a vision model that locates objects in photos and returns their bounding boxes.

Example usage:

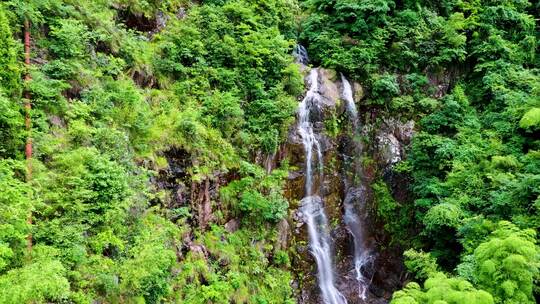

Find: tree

[391,272,494,304]
[462,221,539,304]
[0,160,31,271]
[403,249,439,281]
[23,10,33,256]
[0,245,71,303]
[0,5,20,95]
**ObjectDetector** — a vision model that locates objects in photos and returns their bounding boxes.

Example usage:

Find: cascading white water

[343,188,372,300]
[340,73,358,130]
[299,69,347,304]
[341,73,373,300]
[298,69,323,194]
[293,44,309,65]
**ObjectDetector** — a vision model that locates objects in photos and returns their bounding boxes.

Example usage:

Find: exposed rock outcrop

[284,67,413,304]
[375,119,415,168]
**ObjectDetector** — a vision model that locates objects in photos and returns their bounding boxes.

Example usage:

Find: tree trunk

[202,178,211,229]
[24,18,32,254]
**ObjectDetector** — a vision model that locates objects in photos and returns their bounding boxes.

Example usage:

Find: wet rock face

[276,218,290,251]
[154,147,192,209]
[285,68,412,304]
[153,147,229,228]
[353,83,364,102]
[284,67,346,304]
[373,118,415,205]
[375,119,415,168]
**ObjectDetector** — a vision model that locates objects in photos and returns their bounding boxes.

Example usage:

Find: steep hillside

[0,0,538,304]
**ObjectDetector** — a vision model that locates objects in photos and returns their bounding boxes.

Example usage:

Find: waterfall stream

[341,74,358,130]
[341,74,373,300]
[298,69,347,304]
[293,44,309,65]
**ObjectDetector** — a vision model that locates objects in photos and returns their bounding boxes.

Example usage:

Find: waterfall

[343,188,372,300]
[293,44,309,65]
[299,69,347,304]
[341,73,373,300]
[341,73,358,130]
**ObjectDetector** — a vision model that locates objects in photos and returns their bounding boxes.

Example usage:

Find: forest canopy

[0,0,538,303]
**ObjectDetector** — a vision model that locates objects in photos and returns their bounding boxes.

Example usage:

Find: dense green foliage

[154,0,300,155]
[221,161,290,223]
[459,221,539,303]
[0,0,538,303]
[0,0,299,303]
[302,0,540,303]
[391,273,494,304]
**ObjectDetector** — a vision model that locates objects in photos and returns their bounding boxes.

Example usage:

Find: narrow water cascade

[298,69,347,304]
[343,188,373,300]
[340,73,374,301]
[340,74,358,131]
[293,44,309,65]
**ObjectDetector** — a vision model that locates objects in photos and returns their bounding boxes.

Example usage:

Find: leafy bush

[154,0,299,152]
[0,93,24,158]
[0,5,20,95]
[48,19,90,59]
[463,221,539,304]
[0,246,71,304]
[221,162,289,223]
[0,160,31,269]
[403,249,438,281]
[519,108,540,130]
[391,272,494,304]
